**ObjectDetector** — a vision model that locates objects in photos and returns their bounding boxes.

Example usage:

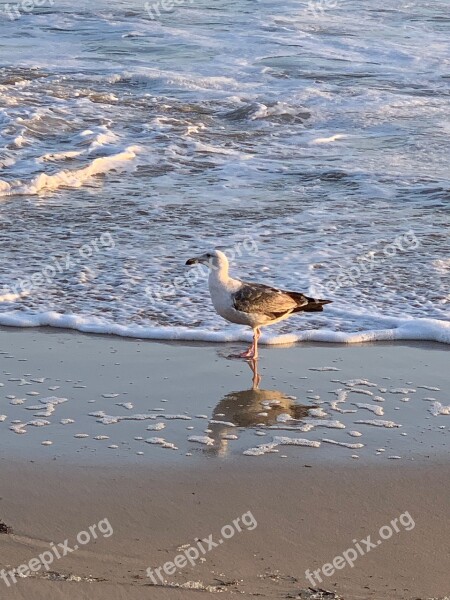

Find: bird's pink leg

[227,343,254,360]
[227,328,261,360]
[252,327,261,360]
[238,328,260,359]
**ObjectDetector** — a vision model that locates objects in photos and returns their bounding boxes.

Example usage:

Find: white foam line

[310,134,347,145]
[305,418,346,429]
[268,424,315,432]
[429,402,450,417]
[348,388,374,397]
[352,403,384,416]
[0,292,26,302]
[0,312,448,345]
[145,437,178,450]
[0,146,139,197]
[355,419,402,428]
[90,411,191,424]
[243,436,321,456]
[417,385,440,391]
[10,419,51,434]
[188,435,215,446]
[343,379,378,388]
[322,438,365,449]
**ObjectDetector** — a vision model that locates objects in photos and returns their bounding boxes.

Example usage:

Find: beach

[0,0,449,597]
[0,328,449,599]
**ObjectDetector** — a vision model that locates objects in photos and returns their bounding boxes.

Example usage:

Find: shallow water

[0,0,449,343]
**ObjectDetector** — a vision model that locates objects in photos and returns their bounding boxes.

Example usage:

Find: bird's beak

[185,257,199,266]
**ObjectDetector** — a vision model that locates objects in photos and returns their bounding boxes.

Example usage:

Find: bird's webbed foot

[226,344,256,360]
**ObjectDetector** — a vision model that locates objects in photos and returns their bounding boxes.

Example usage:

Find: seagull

[186,249,332,359]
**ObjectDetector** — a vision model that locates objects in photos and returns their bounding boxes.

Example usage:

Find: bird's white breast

[208,274,252,326]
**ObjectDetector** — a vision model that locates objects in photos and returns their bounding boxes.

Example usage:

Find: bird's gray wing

[232,282,306,316]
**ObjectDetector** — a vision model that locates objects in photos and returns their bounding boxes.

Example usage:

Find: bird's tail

[294,295,332,313]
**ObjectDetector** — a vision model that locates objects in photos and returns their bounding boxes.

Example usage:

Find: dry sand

[0,327,449,599]
[1,460,449,600]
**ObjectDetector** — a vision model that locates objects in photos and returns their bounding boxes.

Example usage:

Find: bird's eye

[206,253,211,258]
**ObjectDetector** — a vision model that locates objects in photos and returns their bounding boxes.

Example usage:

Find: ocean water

[0,0,449,344]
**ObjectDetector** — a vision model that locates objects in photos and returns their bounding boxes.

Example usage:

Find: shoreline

[1,323,449,355]
[0,311,449,345]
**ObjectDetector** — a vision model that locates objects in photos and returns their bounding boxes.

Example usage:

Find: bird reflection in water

[205,359,314,457]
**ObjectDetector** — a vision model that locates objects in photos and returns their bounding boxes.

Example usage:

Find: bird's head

[185,249,229,271]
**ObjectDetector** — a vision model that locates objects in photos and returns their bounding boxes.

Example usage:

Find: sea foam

[0,311,448,345]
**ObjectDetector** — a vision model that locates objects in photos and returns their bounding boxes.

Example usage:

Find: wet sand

[0,327,449,599]
[0,328,448,464]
